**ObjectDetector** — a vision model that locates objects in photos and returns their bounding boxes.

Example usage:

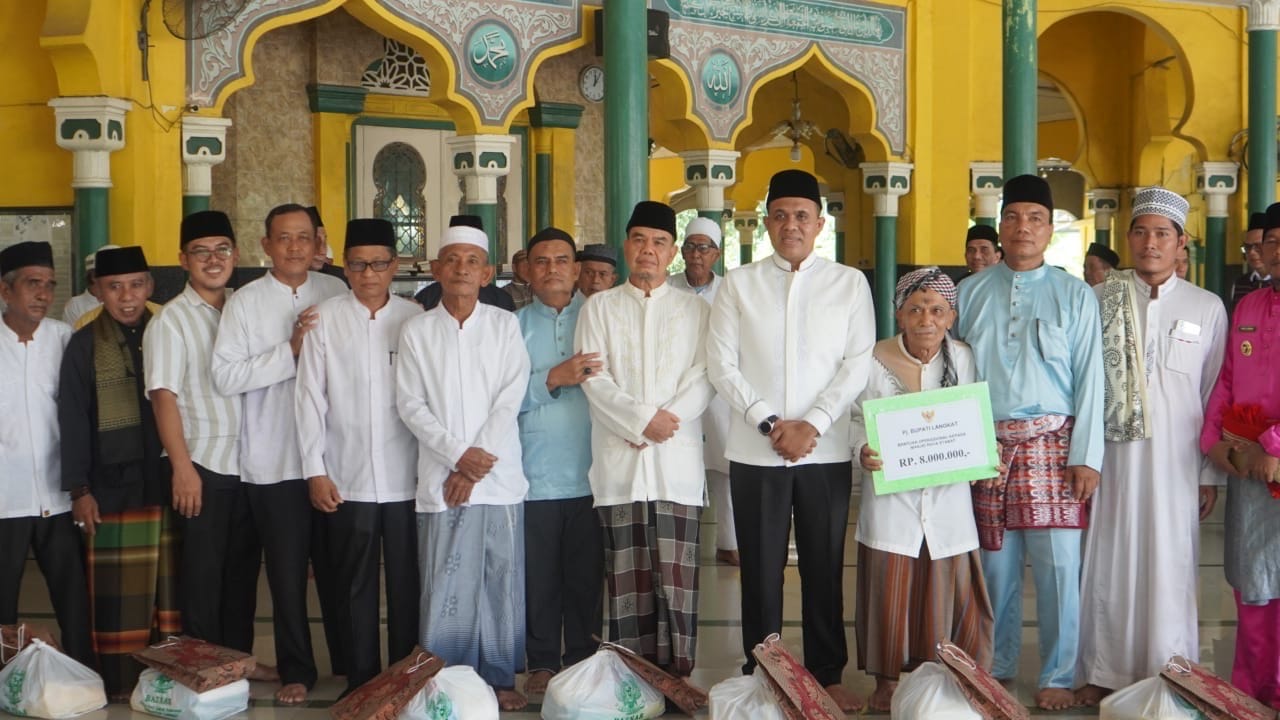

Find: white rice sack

[890,662,982,720]
[540,649,665,720]
[398,666,498,720]
[708,670,785,720]
[0,639,106,718]
[129,668,249,720]
[1099,676,1206,720]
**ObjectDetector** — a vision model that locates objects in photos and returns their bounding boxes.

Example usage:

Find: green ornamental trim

[528,101,583,129]
[107,120,123,141]
[185,136,224,157]
[890,175,908,189]
[686,164,708,181]
[974,175,1003,189]
[710,164,734,180]
[453,152,475,170]
[1206,174,1237,189]
[478,151,509,169]
[60,119,101,141]
[307,84,369,114]
[1092,198,1119,211]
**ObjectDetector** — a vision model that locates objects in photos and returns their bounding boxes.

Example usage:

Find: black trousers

[524,496,604,672]
[730,461,852,686]
[323,500,419,691]
[0,513,94,666]
[177,466,259,653]
[245,480,316,688]
[311,507,349,676]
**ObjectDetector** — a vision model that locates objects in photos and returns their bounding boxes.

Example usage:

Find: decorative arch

[371,141,428,258]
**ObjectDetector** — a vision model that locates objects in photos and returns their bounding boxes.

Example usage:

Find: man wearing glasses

[144,211,275,677]
[669,217,739,566]
[1230,212,1269,314]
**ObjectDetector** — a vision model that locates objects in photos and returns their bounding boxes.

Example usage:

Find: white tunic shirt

[850,336,981,559]
[576,282,714,507]
[0,318,72,519]
[295,292,420,503]
[143,284,240,476]
[708,253,876,467]
[397,303,530,513]
[669,272,729,474]
[62,291,99,327]
[211,271,347,485]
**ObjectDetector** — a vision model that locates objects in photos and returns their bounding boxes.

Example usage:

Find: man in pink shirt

[1201,202,1280,710]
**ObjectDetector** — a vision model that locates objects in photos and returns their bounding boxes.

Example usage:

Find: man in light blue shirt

[516,226,603,697]
[955,174,1103,712]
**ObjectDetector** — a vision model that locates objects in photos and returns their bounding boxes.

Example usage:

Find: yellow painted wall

[0,0,72,209]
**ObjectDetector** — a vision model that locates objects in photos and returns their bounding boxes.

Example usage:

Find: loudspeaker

[594,8,670,59]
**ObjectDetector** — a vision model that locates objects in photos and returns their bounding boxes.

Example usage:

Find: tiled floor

[14,487,1236,718]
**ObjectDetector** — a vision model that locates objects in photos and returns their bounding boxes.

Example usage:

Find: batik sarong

[86,505,180,696]
[599,501,701,677]
[417,504,524,690]
[854,541,993,678]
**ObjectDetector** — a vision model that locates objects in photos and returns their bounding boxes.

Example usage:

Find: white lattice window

[361,39,431,96]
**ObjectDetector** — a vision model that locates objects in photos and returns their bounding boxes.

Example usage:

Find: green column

[1188,238,1203,287]
[603,2,648,281]
[1249,28,1277,214]
[535,153,552,230]
[183,194,210,217]
[835,229,846,265]
[875,215,896,339]
[74,187,108,293]
[467,202,501,283]
[1095,228,1111,249]
[1205,216,1227,296]
[975,217,996,227]
[1003,0,1037,178]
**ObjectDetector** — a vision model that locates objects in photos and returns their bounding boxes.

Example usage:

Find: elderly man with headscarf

[850,267,995,711]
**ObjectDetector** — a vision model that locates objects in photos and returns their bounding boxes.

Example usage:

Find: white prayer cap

[1131,186,1189,229]
[85,244,121,273]
[438,225,489,255]
[684,217,722,247]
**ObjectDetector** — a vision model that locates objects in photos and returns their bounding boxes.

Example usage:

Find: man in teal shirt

[516,226,603,696]
[955,174,1103,712]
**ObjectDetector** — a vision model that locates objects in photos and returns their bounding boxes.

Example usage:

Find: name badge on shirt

[1238,325,1258,333]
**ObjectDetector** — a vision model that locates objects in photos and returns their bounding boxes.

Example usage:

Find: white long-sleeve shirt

[850,336,981,559]
[397,303,530,512]
[0,318,72,519]
[576,282,714,507]
[707,252,876,467]
[669,272,730,474]
[211,271,347,485]
[295,292,421,503]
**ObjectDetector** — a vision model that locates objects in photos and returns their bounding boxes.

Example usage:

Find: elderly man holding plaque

[955,174,1103,711]
[1200,201,1280,709]
[1075,188,1227,705]
[850,268,994,711]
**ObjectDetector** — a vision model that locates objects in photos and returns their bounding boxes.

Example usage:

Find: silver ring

[74,521,86,528]
[583,367,592,375]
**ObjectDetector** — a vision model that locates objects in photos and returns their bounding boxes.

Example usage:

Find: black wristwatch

[758,414,780,436]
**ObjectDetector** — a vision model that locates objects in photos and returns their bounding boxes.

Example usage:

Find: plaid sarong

[86,505,181,696]
[599,501,701,677]
[855,541,993,678]
[973,415,1084,551]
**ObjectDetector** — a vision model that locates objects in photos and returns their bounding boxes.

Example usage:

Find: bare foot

[868,677,898,711]
[495,688,527,711]
[716,548,740,566]
[247,662,280,682]
[824,683,864,712]
[1073,683,1112,706]
[276,682,308,705]
[524,669,554,695]
[1035,687,1075,710]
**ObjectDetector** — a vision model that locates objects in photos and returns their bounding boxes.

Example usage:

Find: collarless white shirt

[850,336,981,559]
[668,271,730,474]
[62,291,99,327]
[576,281,714,507]
[296,292,421,502]
[707,252,876,467]
[0,318,73,519]
[212,271,347,484]
[397,302,530,512]
[143,284,241,476]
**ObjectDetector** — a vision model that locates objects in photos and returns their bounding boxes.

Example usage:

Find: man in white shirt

[707,169,875,711]
[0,241,93,666]
[578,201,714,678]
[668,216,738,566]
[212,203,348,704]
[144,211,269,674]
[396,224,532,712]
[296,218,421,694]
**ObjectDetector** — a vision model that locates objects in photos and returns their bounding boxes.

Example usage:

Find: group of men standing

[3,165,1279,714]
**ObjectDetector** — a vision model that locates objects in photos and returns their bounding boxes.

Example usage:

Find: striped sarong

[855,541,993,678]
[417,504,525,690]
[599,501,701,677]
[86,505,181,696]
[973,414,1082,551]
